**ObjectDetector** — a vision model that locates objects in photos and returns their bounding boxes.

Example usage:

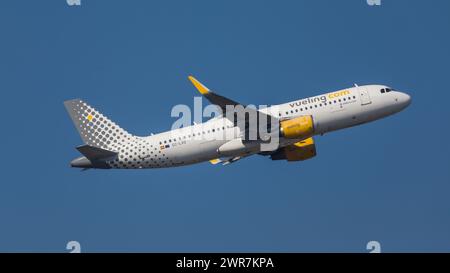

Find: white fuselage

[102,84,410,169]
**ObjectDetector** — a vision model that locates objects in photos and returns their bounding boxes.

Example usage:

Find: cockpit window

[381,88,394,94]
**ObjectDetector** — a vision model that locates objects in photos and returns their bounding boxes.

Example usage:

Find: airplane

[64,76,411,169]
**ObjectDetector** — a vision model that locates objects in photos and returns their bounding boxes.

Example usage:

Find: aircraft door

[359,87,372,105]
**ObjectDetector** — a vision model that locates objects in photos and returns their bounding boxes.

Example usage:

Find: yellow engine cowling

[271,137,317,162]
[280,115,314,139]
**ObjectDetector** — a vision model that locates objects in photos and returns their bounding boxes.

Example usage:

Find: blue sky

[0,0,449,252]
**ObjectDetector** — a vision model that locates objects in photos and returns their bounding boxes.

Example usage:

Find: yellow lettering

[328,90,350,99]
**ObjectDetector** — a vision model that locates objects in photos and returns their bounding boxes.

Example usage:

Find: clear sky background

[0,0,449,252]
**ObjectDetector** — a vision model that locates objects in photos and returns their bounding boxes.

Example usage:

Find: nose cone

[70,156,93,168]
[397,92,412,109]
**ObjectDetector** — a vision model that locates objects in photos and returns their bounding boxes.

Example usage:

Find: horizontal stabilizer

[76,145,117,161]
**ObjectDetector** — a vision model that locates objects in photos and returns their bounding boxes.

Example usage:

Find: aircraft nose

[397,92,412,109]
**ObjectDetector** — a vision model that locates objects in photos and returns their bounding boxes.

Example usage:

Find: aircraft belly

[171,139,224,164]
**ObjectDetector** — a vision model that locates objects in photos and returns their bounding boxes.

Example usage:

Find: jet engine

[271,137,316,161]
[279,115,314,139]
[217,115,315,158]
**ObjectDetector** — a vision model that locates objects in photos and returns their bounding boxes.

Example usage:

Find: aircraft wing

[188,76,280,143]
[188,76,241,113]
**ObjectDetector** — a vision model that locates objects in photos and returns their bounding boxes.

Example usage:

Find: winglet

[188,76,210,95]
